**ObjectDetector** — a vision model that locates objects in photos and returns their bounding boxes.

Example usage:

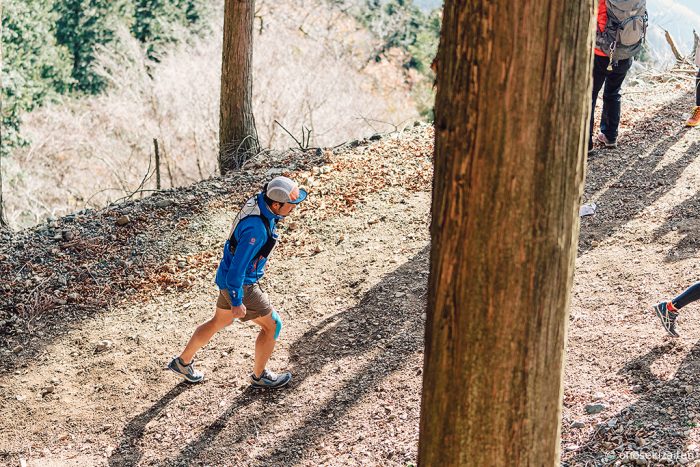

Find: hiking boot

[250,369,292,389]
[597,132,618,148]
[168,356,204,383]
[686,106,700,127]
[653,302,679,338]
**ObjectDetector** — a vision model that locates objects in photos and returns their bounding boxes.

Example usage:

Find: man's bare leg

[252,313,277,378]
[180,307,234,364]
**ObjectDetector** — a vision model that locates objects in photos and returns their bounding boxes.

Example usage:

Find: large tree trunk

[219,0,259,174]
[418,1,594,465]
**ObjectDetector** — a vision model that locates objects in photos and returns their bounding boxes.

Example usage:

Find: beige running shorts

[216,283,274,322]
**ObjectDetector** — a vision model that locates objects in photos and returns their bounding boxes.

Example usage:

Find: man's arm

[597,0,607,33]
[225,218,266,306]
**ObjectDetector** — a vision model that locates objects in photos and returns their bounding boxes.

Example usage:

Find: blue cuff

[229,287,243,307]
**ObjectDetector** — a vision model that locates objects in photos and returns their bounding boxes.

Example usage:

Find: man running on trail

[653,282,700,337]
[168,176,307,388]
[685,44,700,127]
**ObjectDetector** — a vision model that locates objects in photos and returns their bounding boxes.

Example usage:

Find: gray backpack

[596,0,648,66]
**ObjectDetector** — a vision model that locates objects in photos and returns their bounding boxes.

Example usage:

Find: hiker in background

[168,176,307,388]
[686,43,700,127]
[653,282,700,337]
[589,0,648,153]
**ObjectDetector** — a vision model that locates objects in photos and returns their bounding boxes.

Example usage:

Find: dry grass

[4,0,421,229]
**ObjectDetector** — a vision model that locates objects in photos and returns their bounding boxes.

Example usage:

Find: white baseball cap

[266,176,308,204]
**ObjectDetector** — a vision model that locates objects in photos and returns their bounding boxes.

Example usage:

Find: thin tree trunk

[153,138,161,190]
[418,0,594,465]
[0,0,8,231]
[0,156,7,229]
[219,0,259,174]
[0,156,7,230]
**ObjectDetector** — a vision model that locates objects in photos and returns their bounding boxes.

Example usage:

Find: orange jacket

[595,0,608,57]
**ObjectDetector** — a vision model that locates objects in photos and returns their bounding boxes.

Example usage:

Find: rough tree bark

[418,0,594,465]
[219,0,259,174]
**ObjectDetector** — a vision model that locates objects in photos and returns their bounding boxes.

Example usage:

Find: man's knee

[270,311,282,340]
[212,307,235,327]
[260,312,282,339]
[254,311,282,340]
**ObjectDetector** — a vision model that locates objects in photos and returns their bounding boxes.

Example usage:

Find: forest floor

[1,79,699,467]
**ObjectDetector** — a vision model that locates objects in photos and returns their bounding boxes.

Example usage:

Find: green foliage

[1,0,73,157]
[354,0,441,120]
[54,0,129,94]
[53,0,209,88]
[2,0,210,157]
[180,0,209,27]
[131,0,210,61]
[406,9,440,75]
[132,0,178,60]
[360,0,440,75]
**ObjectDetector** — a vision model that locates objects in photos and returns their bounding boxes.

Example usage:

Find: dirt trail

[0,126,432,466]
[563,86,700,466]
[1,81,699,467]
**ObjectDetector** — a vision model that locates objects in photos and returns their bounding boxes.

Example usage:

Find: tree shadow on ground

[579,94,696,255]
[108,382,191,466]
[564,341,700,465]
[651,143,700,263]
[109,246,429,466]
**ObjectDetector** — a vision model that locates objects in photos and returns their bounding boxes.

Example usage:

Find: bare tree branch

[664,29,692,66]
[275,119,307,150]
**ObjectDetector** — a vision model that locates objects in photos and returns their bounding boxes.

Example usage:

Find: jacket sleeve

[224,218,266,306]
[597,0,607,33]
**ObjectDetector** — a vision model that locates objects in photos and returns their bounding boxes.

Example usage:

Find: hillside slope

[0,125,433,466]
[1,79,700,466]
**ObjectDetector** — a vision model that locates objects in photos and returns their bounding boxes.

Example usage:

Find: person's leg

[589,55,608,150]
[600,58,632,142]
[688,70,700,127]
[652,282,700,338]
[249,311,290,388]
[179,307,235,364]
[670,282,700,311]
[240,283,290,388]
[252,312,278,378]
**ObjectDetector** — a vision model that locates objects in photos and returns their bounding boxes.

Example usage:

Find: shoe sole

[596,134,617,148]
[653,305,679,338]
[167,363,204,383]
[250,375,292,389]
